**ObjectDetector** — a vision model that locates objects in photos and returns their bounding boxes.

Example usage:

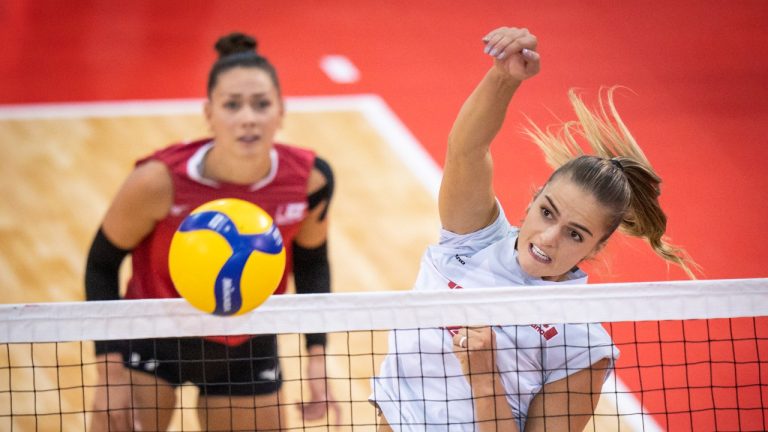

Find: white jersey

[371,205,619,431]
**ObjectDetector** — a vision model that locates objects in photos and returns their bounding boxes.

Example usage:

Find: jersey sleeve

[437,199,513,255]
[542,323,620,384]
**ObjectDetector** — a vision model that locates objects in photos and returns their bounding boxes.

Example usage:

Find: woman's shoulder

[437,203,516,252]
[273,143,334,197]
[273,142,316,175]
[137,138,211,167]
[127,159,173,196]
[273,142,316,160]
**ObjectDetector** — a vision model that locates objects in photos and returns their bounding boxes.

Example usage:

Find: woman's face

[204,67,283,158]
[517,177,611,281]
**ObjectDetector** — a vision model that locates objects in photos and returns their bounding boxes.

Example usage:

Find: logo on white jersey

[446,279,559,341]
[275,202,307,225]
[445,280,464,335]
[531,323,558,340]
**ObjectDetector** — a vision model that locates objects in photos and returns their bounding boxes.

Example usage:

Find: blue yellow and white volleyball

[168,198,285,316]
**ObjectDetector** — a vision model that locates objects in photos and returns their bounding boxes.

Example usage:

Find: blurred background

[1,1,767,430]
[3,0,767,283]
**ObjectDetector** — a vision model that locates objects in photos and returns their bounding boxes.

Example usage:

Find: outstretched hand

[88,353,134,432]
[482,27,540,81]
[295,349,342,425]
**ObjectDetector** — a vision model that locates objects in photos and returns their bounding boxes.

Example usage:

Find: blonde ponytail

[523,87,699,278]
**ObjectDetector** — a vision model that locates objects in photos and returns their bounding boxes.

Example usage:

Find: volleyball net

[1,278,766,431]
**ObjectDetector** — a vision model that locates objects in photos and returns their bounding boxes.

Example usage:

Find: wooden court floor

[1,100,640,431]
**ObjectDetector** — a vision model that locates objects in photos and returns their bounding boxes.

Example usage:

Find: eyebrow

[545,195,594,237]
[222,92,269,98]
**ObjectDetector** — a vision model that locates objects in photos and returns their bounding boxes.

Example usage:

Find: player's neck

[202,146,272,185]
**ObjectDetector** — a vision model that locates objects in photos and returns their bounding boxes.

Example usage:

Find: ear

[277,98,285,128]
[203,100,215,134]
[203,100,213,123]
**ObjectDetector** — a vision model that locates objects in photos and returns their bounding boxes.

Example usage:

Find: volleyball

[168,198,286,316]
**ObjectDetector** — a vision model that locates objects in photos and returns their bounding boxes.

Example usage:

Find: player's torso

[126,139,315,300]
[400,234,592,422]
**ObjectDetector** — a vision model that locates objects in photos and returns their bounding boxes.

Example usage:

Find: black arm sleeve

[293,241,330,349]
[84,227,130,355]
[307,156,334,221]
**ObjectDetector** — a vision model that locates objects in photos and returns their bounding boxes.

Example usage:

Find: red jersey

[125,139,315,344]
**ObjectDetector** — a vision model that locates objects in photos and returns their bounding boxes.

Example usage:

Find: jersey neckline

[186,141,279,191]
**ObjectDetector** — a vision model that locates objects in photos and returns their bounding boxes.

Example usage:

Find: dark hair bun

[215,32,258,58]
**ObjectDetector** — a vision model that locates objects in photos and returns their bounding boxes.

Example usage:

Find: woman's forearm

[439,69,522,233]
[447,68,521,160]
[469,371,519,432]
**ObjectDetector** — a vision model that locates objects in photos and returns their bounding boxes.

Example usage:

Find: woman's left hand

[296,348,342,424]
[452,326,498,379]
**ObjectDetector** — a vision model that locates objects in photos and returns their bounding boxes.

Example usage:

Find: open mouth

[529,243,552,264]
[238,135,261,144]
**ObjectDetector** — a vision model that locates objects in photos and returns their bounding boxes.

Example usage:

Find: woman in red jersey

[85,33,338,431]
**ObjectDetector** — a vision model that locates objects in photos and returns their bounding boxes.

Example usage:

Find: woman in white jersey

[371,26,696,431]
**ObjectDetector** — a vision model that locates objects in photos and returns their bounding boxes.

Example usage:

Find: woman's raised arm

[439,27,540,234]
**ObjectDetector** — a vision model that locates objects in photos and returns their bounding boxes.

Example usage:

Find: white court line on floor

[0,95,442,197]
